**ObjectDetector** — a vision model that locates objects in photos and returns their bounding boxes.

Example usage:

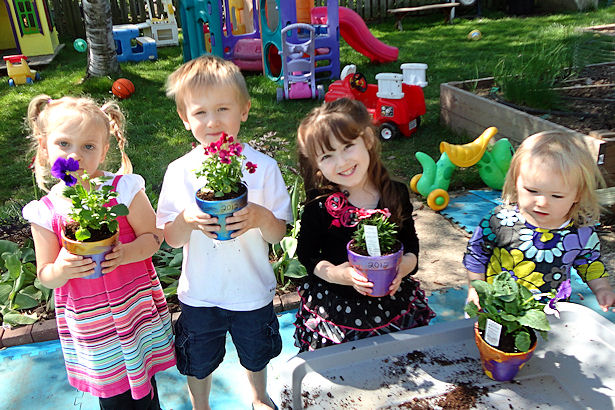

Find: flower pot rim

[474,322,537,356]
[60,228,118,246]
[195,182,248,204]
[346,239,404,257]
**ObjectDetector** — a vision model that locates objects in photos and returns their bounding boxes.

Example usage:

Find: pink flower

[246,161,257,174]
[325,192,347,217]
[208,141,219,154]
[231,143,243,156]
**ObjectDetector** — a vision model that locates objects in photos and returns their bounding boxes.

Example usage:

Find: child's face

[179,84,250,146]
[515,159,578,229]
[315,135,371,192]
[43,113,109,180]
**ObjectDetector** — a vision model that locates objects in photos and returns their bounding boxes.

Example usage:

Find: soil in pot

[347,240,402,256]
[196,183,247,201]
[63,221,115,242]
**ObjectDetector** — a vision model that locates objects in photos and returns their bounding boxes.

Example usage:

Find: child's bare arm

[32,224,96,288]
[313,260,374,295]
[226,202,286,244]
[588,277,615,312]
[101,190,164,273]
[163,206,220,247]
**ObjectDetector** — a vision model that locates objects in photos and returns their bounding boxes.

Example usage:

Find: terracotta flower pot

[195,183,248,240]
[61,230,118,279]
[474,323,536,381]
[346,241,404,297]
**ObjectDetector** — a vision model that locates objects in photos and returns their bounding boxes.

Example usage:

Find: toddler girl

[465,131,615,312]
[293,98,435,352]
[22,95,176,409]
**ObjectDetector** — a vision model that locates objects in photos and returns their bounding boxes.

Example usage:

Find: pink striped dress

[42,175,176,399]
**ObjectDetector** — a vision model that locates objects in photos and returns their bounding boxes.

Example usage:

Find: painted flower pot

[195,183,248,240]
[474,323,536,381]
[61,230,118,280]
[346,241,404,297]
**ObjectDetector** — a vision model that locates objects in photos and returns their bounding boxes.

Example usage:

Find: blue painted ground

[1,189,612,409]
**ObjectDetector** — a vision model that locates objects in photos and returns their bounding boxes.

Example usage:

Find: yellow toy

[4,55,40,86]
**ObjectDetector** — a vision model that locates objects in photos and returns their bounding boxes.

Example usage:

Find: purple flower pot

[346,241,404,297]
[61,231,118,279]
[195,184,248,240]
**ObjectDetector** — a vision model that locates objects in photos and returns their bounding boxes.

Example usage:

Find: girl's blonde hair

[165,55,250,116]
[297,98,408,225]
[502,130,605,225]
[27,94,132,191]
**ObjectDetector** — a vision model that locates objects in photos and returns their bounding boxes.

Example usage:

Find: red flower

[246,161,257,174]
[231,143,243,156]
[208,141,219,154]
[325,192,347,217]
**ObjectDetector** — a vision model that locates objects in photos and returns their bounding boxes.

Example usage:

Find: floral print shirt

[463,205,608,294]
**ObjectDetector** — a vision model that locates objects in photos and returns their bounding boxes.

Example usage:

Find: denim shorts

[174,302,282,378]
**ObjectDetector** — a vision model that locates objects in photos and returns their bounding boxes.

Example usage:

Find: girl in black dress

[293,98,435,352]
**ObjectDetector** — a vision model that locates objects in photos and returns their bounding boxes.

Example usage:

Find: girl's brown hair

[502,131,604,225]
[297,98,408,225]
[27,94,132,191]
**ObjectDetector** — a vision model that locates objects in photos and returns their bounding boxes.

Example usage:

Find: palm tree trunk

[83,0,119,78]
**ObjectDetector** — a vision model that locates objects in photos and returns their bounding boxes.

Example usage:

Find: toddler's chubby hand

[101,242,125,274]
[226,202,266,238]
[55,247,96,280]
[182,205,219,239]
[595,288,615,312]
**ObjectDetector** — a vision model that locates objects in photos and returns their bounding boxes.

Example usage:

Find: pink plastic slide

[311,6,398,64]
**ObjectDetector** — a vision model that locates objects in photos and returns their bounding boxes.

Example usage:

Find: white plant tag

[364,225,381,257]
[484,319,502,347]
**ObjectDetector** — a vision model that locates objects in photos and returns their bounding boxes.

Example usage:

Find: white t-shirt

[22,172,145,232]
[156,144,292,311]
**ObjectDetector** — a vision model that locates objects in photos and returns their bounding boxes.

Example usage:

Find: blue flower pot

[195,184,248,240]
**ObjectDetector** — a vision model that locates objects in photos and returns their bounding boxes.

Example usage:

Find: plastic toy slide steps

[311,6,398,64]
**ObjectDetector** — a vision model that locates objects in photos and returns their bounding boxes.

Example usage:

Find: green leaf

[0,283,12,304]
[280,237,298,259]
[464,301,479,317]
[3,253,21,280]
[2,310,38,326]
[518,309,551,332]
[284,259,307,278]
[0,240,19,267]
[75,228,91,241]
[169,252,183,268]
[111,204,129,216]
[14,291,39,310]
[515,330,531,352]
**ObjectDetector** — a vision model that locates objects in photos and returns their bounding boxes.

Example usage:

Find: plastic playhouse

[3,55,40,86]
[410,127,515,211]
[179,0,398,86]
[276,23,325,102]
[136,0,179,47]
[325,64,427,140]
[112,24,158,63]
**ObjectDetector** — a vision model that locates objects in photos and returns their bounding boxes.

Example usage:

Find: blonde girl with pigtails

[22,95,175,409]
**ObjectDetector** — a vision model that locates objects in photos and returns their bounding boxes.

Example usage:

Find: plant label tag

[485,319,502,347]
[364,225,381,257]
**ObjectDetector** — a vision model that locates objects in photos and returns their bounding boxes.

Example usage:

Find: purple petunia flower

[51,157,79,186]
[544,279,572,318]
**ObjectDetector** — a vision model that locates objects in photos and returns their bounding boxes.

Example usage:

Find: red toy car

[325,64,427,140]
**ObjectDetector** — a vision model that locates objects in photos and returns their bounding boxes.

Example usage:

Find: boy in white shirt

[157,55,291,410]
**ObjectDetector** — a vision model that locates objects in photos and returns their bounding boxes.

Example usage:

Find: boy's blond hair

[502,131,605,225]
[166,55,250,116]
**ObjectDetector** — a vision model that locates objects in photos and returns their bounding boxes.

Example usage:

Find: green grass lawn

[1,5,614,213]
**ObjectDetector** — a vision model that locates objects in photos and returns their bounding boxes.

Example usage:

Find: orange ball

[112,78,135,99]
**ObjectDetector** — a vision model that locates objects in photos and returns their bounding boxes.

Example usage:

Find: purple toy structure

[276,24,325,102]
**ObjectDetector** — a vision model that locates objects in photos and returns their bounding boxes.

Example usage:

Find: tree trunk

[83,0,119,78]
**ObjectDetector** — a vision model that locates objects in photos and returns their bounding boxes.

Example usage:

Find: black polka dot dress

[293,184,435,352]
